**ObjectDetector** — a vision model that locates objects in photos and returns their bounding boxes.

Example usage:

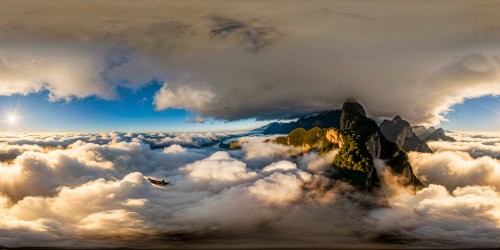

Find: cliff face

[380,116,433,153]
[276,99,423,191]
[340,99,368,132]
[338,100,423,190]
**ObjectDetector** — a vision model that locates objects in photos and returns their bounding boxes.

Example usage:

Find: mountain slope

[338,99,422,190]
[380,116,432,153]
[413,126,455,142]
[413,125,436,139]
[424,128,456,142]
[276,99,423,191]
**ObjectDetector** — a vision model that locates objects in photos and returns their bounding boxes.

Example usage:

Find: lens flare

[6,114,18,125]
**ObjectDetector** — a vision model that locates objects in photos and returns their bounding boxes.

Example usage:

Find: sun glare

[6,114,18,125]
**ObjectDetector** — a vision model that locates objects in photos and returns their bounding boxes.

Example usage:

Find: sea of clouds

[0,131,499,248]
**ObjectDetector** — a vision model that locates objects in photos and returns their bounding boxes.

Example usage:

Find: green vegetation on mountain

[273,99,423,191]
[330,131,374,189]
[219,139,246,150]
[275,136,288,145]
[288,127,306,146]
[275,127,336,154]
[275,125,375,189]
[331,132,372,172]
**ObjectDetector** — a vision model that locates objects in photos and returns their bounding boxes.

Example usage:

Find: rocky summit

[380,116,433,153]
[276,99,423,191]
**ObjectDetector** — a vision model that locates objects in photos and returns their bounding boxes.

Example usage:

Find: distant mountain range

[262,110,341,134]
[260,107,454,151]
[413,126,456,142]
[380,116,433,153]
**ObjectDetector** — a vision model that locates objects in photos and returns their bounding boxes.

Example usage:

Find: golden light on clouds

[0,1,499,248]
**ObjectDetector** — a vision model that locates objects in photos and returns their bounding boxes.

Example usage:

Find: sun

[6,114,18,125]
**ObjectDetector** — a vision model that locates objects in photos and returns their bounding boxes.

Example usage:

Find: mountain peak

[412,126,454,142]
[393,115,403,121]
[340,99,368,132]
[337,101,423,190]
[380,116,433,153]
[425,128,456,142]
[342,99,366,118]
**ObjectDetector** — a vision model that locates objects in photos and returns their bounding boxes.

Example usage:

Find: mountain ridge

[413,126,455,142]
[380,116,433,153]
[275,99,423,191]
[263,110,341,134]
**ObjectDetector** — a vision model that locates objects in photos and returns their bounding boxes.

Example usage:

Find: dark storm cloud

[0,1,499,124]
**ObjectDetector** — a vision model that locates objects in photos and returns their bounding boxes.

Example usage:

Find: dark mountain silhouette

[262,110,341,134]
[380,116,433,153]
[413,126,455,142]
[413,125,436,140]
[424,128,456,142]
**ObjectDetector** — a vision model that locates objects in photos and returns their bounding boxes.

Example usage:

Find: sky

[0,0,499,132]
[441,95,500,132]
[0,83,270,132]
[0,88,498,132]
[1,1,500,249]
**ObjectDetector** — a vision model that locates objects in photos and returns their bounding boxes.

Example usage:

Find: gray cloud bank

[0,131,499,248]
[0,1,500,124]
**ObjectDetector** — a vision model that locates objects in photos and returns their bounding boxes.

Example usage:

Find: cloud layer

[428,132,500,159]
[0,131,499,248]
[0,1,500,124]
